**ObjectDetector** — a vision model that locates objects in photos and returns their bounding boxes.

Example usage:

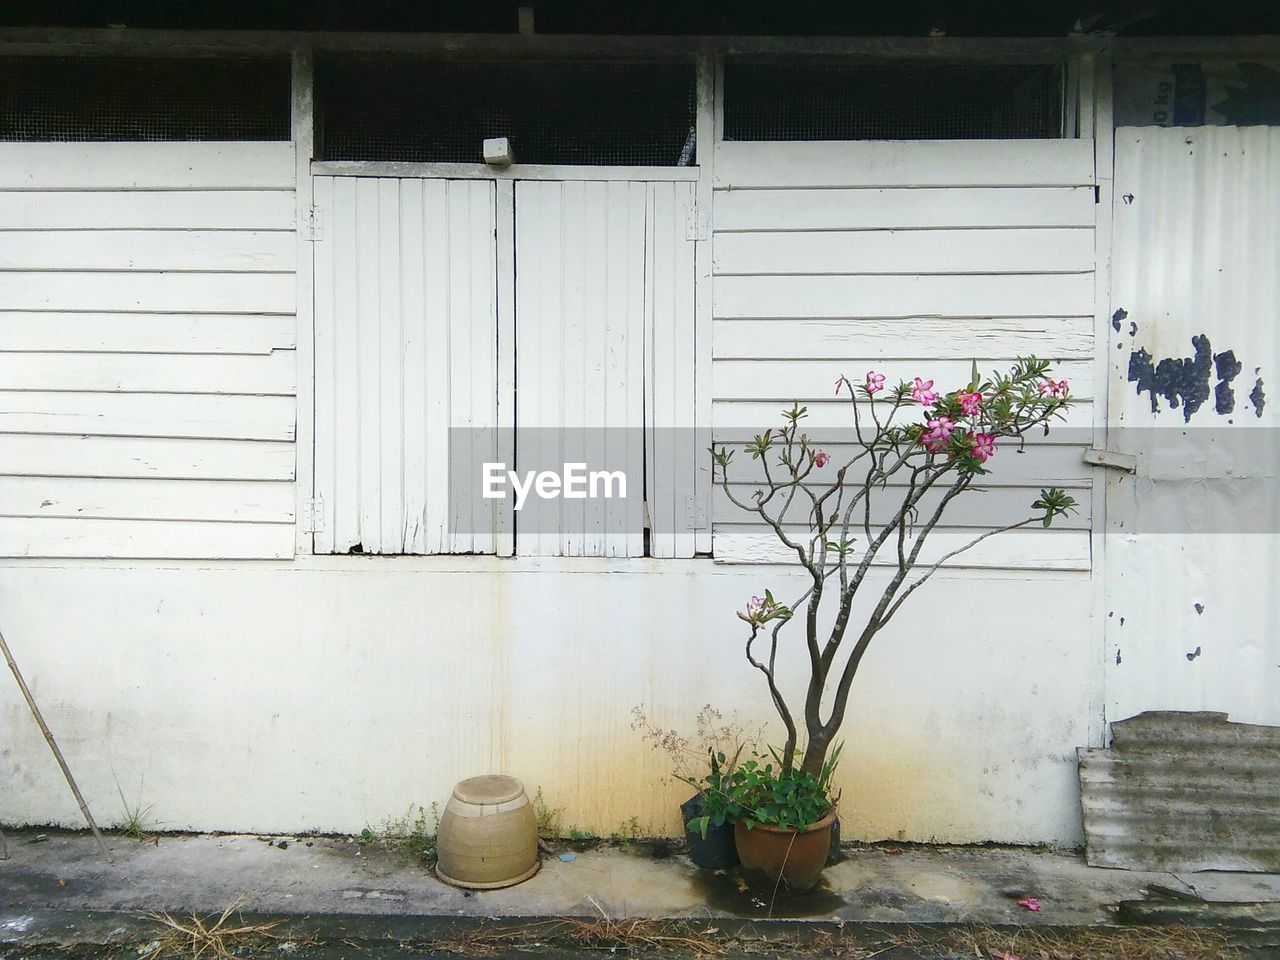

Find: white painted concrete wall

[0,559,1092,844]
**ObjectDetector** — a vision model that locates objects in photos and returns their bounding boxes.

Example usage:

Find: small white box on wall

[483,137,513,166]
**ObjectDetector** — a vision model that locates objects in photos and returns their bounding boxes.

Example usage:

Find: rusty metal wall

[1105,126,1280,728]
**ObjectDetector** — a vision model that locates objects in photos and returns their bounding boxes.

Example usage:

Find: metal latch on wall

[1083,448,1137,474]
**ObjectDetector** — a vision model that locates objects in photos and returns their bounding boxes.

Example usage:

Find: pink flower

[812,450,830,468]
[970,432,996,463]
[910,377,938,406]
[957,389,983,416]
[745,595,764,618]
[1038,379,1069,398]
[1016,897,1041,912]
[921,416,954,453]
[865,370,886,394]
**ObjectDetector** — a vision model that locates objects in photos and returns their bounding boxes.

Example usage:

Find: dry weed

[146,898,284,960]
[957,924,1241,960]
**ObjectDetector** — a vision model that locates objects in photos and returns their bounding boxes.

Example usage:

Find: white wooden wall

[710,140,1098,568]
[0,142,298,558]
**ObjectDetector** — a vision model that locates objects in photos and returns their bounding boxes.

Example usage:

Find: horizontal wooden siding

[710,139,1096,568]
[0,142,297,558]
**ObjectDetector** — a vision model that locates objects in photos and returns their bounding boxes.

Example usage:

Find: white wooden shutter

[313,176,503,554]
[513,180,698,558]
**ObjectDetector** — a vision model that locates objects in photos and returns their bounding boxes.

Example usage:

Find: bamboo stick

[0,626,110,860]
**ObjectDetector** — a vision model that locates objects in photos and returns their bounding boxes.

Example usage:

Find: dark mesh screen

[0,56,291,141]
[316,58,697,165]
[724,61,1063,140]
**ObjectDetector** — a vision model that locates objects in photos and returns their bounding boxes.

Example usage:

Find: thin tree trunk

[0,627,111,860]
[799,736,830,778]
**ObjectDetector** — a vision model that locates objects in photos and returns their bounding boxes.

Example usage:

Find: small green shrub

[531,787,563,839]
[360,802,439,857]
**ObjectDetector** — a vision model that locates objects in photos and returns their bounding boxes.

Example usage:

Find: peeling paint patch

[1251,377,1266,417]
[1128,334,1214,422]
[1112,307,1128,333]
[1213,350,1242,414]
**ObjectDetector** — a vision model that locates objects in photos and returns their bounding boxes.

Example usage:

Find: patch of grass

[145,898,284,959]
[114,775,156,842]
[609,815,644,848]
[565,826,600,849]
[359,802,439,858]
[531,787,563,840]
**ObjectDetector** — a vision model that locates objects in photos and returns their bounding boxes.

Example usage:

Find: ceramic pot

[733,809,837,892]
[436,775,539,889]
[680,793,739,869]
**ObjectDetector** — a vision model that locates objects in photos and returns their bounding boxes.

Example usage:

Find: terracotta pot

[436,775,539,890]
[733,810,837,892]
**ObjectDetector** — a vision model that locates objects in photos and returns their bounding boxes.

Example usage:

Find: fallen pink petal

[1016,897,1041,912]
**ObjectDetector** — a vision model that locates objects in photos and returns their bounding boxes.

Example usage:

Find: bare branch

[881,516,1038,624]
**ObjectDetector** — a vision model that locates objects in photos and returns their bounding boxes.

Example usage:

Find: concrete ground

[2,830,1279,955]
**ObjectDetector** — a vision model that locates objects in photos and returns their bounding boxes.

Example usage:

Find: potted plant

[679,747,741,869]
[711,359,1075,891]
[696,744,843,891]
[632,705,761,869]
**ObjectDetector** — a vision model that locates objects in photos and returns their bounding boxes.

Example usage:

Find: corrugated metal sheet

[1079,711,1280,872]
[1106,126,1280,727]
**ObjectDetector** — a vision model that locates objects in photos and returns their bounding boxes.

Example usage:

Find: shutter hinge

[301,496,325,533]
[685,495,708,529]
[685,197,709,241]
[302,205,324,241]
[1083,448,1137,474]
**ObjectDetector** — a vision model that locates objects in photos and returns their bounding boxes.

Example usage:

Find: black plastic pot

[680,793,739,869]
[827,816,843,865]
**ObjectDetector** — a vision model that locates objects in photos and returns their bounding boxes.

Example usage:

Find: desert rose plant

[712,358,1076,779]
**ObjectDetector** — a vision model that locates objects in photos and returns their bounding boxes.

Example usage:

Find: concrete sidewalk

[5,829,1280,921]
[2,830,1279,953]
